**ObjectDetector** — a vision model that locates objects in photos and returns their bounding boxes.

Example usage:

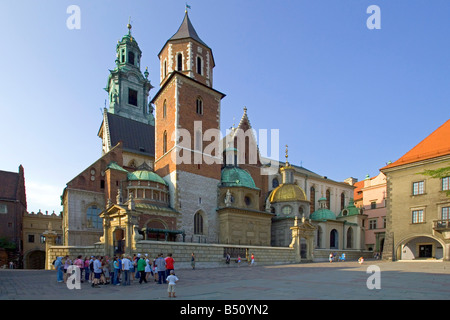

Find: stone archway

[395,234,446,260]
[26,250,46,269]
[113,228,125,255]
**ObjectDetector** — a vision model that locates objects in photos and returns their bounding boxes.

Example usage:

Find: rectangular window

[412,181,424,195]
[128,88,138,106]
[369,219,377,230]
[28,235,35,243]
[442,207,450,220]
[412,209,424,224]
[370,201,377,209]
[442,177,450,191]
[0,204,7,214]
[383,217,387,228]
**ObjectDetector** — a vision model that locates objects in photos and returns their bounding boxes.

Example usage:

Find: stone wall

[46,241,373,270]
[135,240,297,269]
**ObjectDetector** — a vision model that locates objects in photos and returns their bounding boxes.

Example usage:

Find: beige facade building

[381,119,450,261]
[23,210,62,269]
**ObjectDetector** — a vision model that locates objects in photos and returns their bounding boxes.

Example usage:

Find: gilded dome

[269,184,307,203]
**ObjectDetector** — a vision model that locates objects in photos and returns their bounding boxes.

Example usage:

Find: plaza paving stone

[0,259,449,301]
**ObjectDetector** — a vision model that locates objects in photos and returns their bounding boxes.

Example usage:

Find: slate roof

[381,118,450,170]
[169,11,209,48]
[107,112,155,157]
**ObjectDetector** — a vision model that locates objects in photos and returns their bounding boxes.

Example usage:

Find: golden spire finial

[285,144,289,166]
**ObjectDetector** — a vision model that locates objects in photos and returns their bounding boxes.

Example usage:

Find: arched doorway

[26,250,45,269]
[113,228,125,255]
[395,235,445,260]
[330,229,339,249]
[346,227,353,249]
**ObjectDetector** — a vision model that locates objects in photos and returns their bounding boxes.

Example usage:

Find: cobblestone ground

[1,260,449,300]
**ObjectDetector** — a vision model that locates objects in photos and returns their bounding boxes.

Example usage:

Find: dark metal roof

[107,113,155,157]
[169,12,209,48]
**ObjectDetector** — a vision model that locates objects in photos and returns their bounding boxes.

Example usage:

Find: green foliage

[0,237,16,250]
[419,166,450,179]
[418,164,450,196]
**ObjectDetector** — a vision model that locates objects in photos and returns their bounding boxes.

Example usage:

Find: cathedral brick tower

[151,11,226,242]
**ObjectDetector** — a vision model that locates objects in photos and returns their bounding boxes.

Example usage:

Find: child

[166,270,179,298]
[358,256,364,265]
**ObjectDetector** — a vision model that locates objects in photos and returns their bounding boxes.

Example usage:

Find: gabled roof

[169,11,209,48]
[381,118,450,171]
[106,112,155,157]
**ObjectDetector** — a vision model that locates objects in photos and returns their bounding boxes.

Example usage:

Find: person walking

[165,253,175,278]
[225,253,231,266]
[155,253,167,284]
[166,270,179,298]
[74,255,84,283]
[137,255,147,284]
[250,253,255,267]
[191,252,196,270]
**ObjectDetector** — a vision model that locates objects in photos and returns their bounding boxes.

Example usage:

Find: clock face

[90,169,96,175]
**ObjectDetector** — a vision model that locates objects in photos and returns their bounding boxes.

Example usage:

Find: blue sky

[1,0,449,214]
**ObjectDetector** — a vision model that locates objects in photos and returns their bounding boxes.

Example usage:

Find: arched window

[196,98,203,115]
[316,226,322,248]
[197,56,203,75]
[163,60,167,78]
[272,178,279,188]
[128,51,135,65]
[326,189,331,210]
[163,100,167,119]
[177,53,183,71]
[194,211,204,235]
[310,187,316,214]
[330,229,338,249]
[86,205,102,229]
[346,227,353,249]
[341,192,345,211]
[163,131,167,154]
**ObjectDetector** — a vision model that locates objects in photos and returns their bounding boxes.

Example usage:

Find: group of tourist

[53,252,180,297]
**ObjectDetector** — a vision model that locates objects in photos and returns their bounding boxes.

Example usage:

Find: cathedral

[61,11,364,258]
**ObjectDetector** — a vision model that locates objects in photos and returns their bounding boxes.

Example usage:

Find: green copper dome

[339,198,362,217]
[310,208,336,221]
[220,166,258,190]
[310,196,336,221]
[127,170,167,186]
